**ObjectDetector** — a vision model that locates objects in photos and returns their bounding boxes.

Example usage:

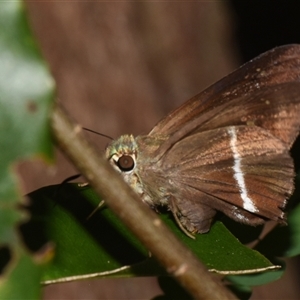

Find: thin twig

[50,104,237,300]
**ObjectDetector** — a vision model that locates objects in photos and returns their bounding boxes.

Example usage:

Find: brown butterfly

[105,44,300,238]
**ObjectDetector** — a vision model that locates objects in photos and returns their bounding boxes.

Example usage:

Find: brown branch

[50,103,237,300]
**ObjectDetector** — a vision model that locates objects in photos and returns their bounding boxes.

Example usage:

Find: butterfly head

[105,134,138,175]
[105,134,166,209]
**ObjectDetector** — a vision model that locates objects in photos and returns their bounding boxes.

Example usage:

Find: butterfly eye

[117,155,135,172]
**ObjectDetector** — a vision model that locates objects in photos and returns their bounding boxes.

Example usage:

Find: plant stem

[50,103,237,300]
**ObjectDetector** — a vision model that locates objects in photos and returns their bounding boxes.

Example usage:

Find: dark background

[19,1,300,299]
[231,1,300,61]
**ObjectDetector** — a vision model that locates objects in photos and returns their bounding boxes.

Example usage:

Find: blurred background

[20,1,300,299]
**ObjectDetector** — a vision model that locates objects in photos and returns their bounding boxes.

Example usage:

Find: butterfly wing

[135,45,300,234]
[138,57,300,233]
[150,44,300,148]
[155,125,294,233]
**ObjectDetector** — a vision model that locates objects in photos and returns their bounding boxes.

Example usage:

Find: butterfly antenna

[83,127,114,140]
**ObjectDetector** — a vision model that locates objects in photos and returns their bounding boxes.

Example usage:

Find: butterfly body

[105,45,300,236]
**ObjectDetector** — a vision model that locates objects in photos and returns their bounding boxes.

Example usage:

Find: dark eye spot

[117,155,135,172]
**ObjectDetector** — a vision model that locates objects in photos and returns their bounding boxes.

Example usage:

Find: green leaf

[226,259,285,287]
[23,184,280,284]
[0,250,44,300]
[0,0,55,299]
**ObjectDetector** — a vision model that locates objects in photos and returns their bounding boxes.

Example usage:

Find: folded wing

[158,126,294,232]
